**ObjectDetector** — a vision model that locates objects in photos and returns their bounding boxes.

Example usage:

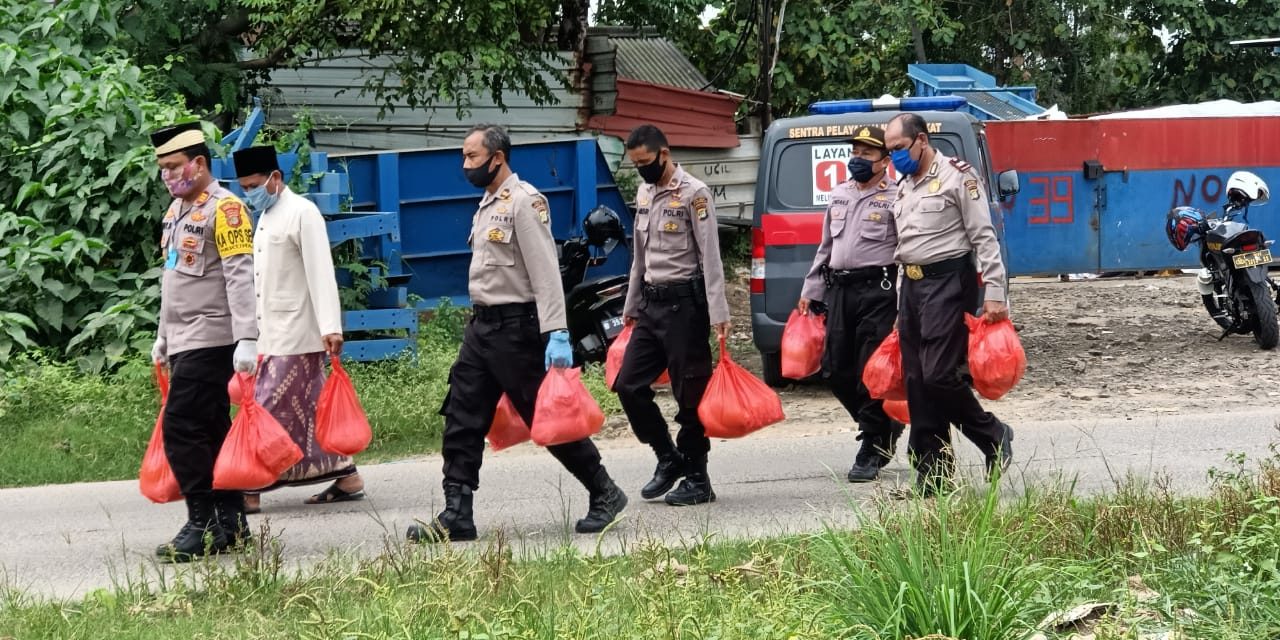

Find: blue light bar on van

[808,95,968,115]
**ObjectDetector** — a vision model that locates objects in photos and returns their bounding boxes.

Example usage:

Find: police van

[749,96,1021,386]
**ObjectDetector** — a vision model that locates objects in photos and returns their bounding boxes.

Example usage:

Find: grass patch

[0,302,622,489]
[3,448,1279,638]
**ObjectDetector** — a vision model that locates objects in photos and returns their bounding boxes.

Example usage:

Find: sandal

[305,482,366,505]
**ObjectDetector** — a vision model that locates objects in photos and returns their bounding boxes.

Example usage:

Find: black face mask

[636,156,666,185]
[848,157,876,184]
[465,155,500,188]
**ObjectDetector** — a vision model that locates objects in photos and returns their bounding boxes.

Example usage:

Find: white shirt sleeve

[298,205,344,337]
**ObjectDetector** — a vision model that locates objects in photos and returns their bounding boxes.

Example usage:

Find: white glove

[151,337,167,366]
[233,340,258,374]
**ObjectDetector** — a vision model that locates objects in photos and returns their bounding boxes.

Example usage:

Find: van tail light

[750,226,766,294]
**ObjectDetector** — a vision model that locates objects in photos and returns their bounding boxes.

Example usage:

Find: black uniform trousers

[822,269,899,445]
[439,303,603,491]
[897,261,1004,481]
[163,344,235,498]
[614,286,713,461]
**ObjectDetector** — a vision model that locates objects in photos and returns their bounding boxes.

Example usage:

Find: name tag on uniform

[164,248,178,270]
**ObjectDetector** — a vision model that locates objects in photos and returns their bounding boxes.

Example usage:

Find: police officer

[797,125,904,483]
[883,113,1014,496]
[408,124,627,543]
[149,122,258,561]
[615,124,731,506]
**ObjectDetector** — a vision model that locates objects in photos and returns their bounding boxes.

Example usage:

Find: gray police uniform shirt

[157,183,258,356]
[467,173,567,333]
[622,166,731,326]
[801,177,899,302]
[892,152,1008,303]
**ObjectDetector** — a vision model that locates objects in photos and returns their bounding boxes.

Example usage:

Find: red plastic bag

[605,324,671,389]
[882,399,911,424]
[315,355,373,456]
[780,309,825,379]
[139,365,182,504]
[487,393,530,451]
[227,372,249,407]
[965,314,1027,401]
[531,367,605,447]
[698,338,786,438]
[213,373,304,490]
[863,329,907,401]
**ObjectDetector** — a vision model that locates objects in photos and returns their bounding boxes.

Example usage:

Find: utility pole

[758,0,772,129]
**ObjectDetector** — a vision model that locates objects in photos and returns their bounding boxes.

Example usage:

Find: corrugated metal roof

[611,37,712,92]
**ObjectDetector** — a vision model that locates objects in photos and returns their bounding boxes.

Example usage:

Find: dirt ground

[598,268,1280,443]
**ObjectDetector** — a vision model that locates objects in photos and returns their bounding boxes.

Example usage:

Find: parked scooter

[559,205,630,364]
[1166,171,1279,349]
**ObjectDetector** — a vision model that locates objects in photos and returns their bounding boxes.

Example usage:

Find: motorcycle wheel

[1247,280,1279,350]
[1201,294,1234,331]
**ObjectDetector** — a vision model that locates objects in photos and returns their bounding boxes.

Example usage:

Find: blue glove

[545,330,573,370]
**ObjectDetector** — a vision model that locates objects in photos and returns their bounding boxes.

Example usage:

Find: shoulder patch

[949,157,973,174]
[692,195,710,220]
[214,197,253,258]
[965,179,981,201]
[531,197,550,224]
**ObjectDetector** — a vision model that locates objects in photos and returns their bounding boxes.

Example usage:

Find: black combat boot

[155,494,228,562]
[664,457,716,506]
[985,422,1014,479]
[640,450,686,500]
[213,491,251,548]
[847,426,903,483]
[576,467,629,533]
[407,482,478,543]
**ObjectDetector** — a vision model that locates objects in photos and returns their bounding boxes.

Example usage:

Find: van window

[769,136,961,211]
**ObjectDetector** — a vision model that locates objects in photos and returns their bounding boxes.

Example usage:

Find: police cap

[150,122,206,157]
[848,125,886,149]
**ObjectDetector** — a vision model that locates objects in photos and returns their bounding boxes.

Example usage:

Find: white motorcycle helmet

[1226,171,1270,207]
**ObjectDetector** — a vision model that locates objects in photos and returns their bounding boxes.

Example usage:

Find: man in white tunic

[232,145,365,512]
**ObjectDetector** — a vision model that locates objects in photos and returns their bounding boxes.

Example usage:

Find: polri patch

[692,196,709,220]
[965,179,981,200]
[214,197,253,258]
[532,198,549,224]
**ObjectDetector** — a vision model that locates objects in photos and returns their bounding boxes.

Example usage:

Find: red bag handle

[718,336,732,364]
[233,372,255,407]
[153,364,169,400]
[328,353,345,375]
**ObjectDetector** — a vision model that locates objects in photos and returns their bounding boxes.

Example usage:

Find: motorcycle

[1167,171,1279,349]
[559,205,630,365]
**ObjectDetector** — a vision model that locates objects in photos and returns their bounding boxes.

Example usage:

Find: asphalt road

[3,409,1278,600]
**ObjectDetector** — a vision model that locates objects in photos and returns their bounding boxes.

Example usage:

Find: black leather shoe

[986,422,1014,479]
[664,473,716,506]
[641,452,686,500]
[214,491,251,548]
[576,469,628,533]
[847,433,895,483]
[407,482,478,543]
[156,496,228,562]
[847,461,882,483]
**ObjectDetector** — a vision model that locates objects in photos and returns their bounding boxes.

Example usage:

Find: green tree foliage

[0,0,190,371]
[1134,0,1280,104]
[660,0,1280,118]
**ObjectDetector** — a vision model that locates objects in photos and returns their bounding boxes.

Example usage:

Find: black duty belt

[473,302,537,321]
[824,264,897,290]
[902,254,972,281]
[642,277,706,301]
